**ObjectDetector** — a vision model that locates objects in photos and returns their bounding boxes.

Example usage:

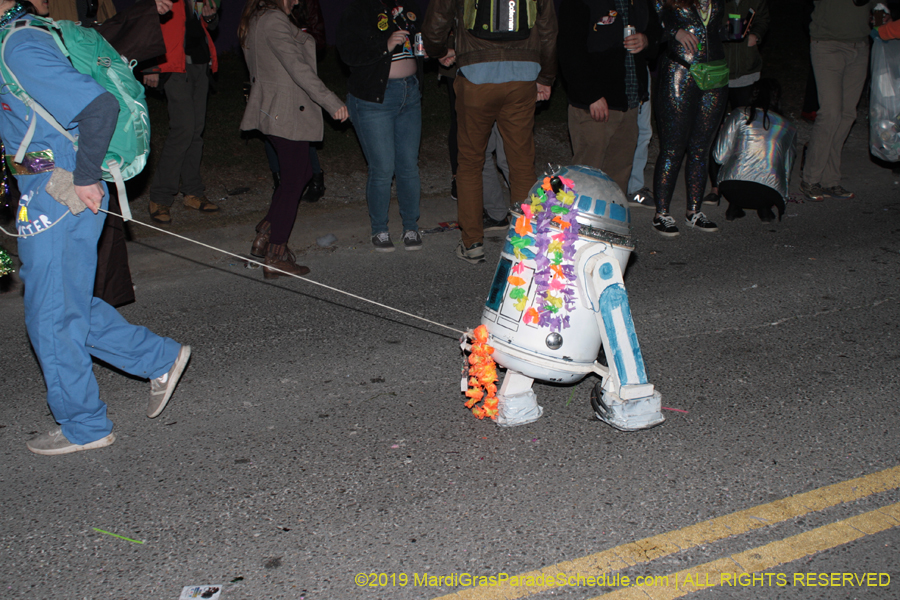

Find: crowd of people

[0,0,891,455]
[235,0,886,254]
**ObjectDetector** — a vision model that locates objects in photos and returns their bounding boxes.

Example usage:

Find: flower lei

[507,176,580,332]
[0,248,13,277]
[464,325,498,420]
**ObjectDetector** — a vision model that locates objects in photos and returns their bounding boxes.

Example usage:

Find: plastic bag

[869,38,900,162]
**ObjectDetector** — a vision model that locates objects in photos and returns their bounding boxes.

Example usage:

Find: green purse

[689,59,730,91]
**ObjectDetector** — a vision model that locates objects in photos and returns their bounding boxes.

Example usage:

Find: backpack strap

[0,20,77,163]
[105,158,132,221]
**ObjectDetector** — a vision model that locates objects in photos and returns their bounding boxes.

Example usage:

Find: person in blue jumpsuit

[0,0,191,455]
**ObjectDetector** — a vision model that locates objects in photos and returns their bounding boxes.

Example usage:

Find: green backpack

[0,17,150,215]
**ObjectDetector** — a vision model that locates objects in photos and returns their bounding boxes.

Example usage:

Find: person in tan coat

[239,0,347,278]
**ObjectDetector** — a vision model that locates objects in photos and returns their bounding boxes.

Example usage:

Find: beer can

[623,25,636,39]
[414,33,425,57]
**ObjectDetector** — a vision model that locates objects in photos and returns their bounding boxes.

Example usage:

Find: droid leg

[585,253,664,431]
[495,370,543,427]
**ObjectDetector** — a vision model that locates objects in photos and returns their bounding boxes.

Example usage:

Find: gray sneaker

[148,345,191,418]
[402,230,423,251]
[483,214,511,231]
[372,232,395,252]
[800,181,828,202]
[826,185,855,199]
[27,427,116,456]
[628,187,655,210]
[455,240,485,264]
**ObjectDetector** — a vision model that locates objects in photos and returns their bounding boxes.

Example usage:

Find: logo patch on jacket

[593,10,618,30]
[16,191,53,237]
[377,13,389,30]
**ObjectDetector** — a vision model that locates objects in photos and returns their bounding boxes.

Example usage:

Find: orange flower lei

[464,325,499,419]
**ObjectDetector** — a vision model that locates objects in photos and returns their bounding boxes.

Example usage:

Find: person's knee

[367,164,395,186]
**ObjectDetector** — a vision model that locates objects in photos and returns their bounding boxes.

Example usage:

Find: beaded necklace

[696,0,712,26]
[0,2,26,29]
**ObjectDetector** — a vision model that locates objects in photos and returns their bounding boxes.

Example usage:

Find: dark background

[110,0,807,55]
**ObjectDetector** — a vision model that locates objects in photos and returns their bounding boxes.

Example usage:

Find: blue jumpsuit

[1,17,180,445]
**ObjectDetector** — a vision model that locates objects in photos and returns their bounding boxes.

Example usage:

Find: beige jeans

[568,104,639,195]
[803,40,869,187]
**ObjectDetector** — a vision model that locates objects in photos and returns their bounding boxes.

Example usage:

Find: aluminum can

[413,33,425,57]
[623,25,636,39]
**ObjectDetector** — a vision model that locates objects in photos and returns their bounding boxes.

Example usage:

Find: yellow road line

[431,465,900,600]
[589,501,900,599]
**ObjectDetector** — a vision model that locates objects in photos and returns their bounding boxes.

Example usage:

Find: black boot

[302,171,325,203]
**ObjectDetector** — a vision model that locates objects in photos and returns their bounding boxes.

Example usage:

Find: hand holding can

[623,26,646,54]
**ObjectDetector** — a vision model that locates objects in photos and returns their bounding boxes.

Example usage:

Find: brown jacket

[240,9,344,142]
[422,0,558,86]
[48,0,116,22]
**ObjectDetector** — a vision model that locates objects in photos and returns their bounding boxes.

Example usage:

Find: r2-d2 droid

[480,165,663,431]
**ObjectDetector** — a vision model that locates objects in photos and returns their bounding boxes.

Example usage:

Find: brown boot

[264,243,310,279]
[183,194,219,212]
[250,219,270,258]
[149,201,171,224]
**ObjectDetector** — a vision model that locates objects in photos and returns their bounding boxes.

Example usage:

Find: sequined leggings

[653,57,728,214]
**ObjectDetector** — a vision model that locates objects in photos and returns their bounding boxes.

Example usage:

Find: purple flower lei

[507,176,580,333]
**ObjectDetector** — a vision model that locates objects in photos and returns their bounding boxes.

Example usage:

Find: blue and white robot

[479,165,663,430]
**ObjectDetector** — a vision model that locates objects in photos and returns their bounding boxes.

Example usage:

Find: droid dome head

[523,165,633,247]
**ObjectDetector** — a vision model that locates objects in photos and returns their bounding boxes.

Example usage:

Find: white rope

[98,208,467,337]
[0,209,68,237]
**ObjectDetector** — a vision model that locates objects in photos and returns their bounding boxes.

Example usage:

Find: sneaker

[183,194,219,212]
[702,192,721,206]
[27,427,116,456]
[455,240,485,264]
[148,345,192,418]
[800,181,828,202]
[372,232,395,252]
[685,211,718,232]
[450,177,458,201]
[483,214,510,231]
[628,187,655,210]
[652,213,679,237]
[402,230,423,251]
[148,200,171,224]
[826,185,855,200]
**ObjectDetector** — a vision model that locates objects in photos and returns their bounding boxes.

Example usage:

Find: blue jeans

[627,71,653,196]
[347,76,421,235]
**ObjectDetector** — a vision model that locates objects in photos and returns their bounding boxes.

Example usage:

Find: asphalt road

[1,119,898,600]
